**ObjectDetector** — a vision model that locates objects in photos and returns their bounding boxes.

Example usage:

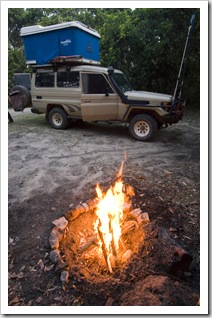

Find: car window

[57,71,80,88]
[35,72,54,87]
[82,73,114,94]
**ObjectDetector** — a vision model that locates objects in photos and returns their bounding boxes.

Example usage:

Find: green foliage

[8,8,200,108]
[8,48,29,91]
[8,8,26,48]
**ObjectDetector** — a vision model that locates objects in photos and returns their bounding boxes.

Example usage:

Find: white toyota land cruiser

[10,63,184,141]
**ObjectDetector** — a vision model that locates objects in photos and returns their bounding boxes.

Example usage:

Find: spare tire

[9,85,31,111]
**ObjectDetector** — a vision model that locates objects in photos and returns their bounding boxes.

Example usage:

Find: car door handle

[84,100,91,103]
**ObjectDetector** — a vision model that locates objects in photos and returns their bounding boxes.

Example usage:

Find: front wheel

[128,114,158,141]
[48,108,69,129]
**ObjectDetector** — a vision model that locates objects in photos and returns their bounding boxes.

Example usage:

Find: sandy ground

[8,108,199,205]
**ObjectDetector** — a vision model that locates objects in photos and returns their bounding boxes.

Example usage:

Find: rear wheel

[48,108,69,129]
[128,114,158,141]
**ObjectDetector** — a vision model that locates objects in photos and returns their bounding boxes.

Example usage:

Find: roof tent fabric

[21,21,100,65]
[23,31,59,65]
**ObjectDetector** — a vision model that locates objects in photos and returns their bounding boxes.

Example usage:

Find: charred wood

[143,226,193,275]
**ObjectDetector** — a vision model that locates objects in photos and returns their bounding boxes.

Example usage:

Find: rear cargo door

[81,73,118,121]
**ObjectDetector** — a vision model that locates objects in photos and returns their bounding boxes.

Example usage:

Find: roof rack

[27,55,100,69]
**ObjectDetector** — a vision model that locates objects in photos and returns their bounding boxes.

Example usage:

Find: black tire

[10,85,31,111]
[128,114,158,141]
[48,108,69,129]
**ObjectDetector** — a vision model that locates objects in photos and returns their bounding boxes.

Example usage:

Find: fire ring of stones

[48,200,194,287]
[49,197,150,283]
[48,163,194,287]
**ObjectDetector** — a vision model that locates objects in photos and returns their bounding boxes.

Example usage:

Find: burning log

[111,231,118,258]
[121,211,150,237]
[110,222,119,268]
[97,226,113,273]
[121,249,133,262]
[78,235,98,254]
[78,230,113,272]
[122,220,139,235]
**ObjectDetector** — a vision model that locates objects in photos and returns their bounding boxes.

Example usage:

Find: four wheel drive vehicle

[9,64,184,141]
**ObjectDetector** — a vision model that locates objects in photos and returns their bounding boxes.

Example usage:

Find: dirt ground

[7,107,200,308]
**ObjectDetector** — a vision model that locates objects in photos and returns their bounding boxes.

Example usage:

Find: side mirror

[105,86,110,96]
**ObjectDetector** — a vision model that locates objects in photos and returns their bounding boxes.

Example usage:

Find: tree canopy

[8,8,200,108]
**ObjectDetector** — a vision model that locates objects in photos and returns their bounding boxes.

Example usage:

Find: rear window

[57,71,80,88]
[35,72,54,87]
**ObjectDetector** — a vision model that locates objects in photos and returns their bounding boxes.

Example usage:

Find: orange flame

[94,161,134,271]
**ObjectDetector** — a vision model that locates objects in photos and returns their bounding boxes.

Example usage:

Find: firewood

[78,235,98,254]
[108,219,118,261]
[97,227,113,273]
[122,249,133,262]
[122,220,138,235]
[157,227,193,274]
[119,237,126,250]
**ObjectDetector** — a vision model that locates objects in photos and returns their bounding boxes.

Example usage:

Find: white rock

[60,270,69,283]
[138,212,150,223]
[49,226,63,249]
[52,217,68,230]
[49,249,61,264]
[130,208,142,218]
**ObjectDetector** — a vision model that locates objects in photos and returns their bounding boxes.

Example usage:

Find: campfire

[48,161,149,280]
[92,161,135,273]
[48,161,193,286]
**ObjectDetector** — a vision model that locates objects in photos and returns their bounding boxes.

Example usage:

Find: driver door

[81,73,118,121]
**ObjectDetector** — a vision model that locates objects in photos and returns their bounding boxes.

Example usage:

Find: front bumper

[160,100,185,125]
[162,112,183,124]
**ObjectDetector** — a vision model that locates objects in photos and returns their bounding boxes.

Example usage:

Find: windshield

[112,73,133,93]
